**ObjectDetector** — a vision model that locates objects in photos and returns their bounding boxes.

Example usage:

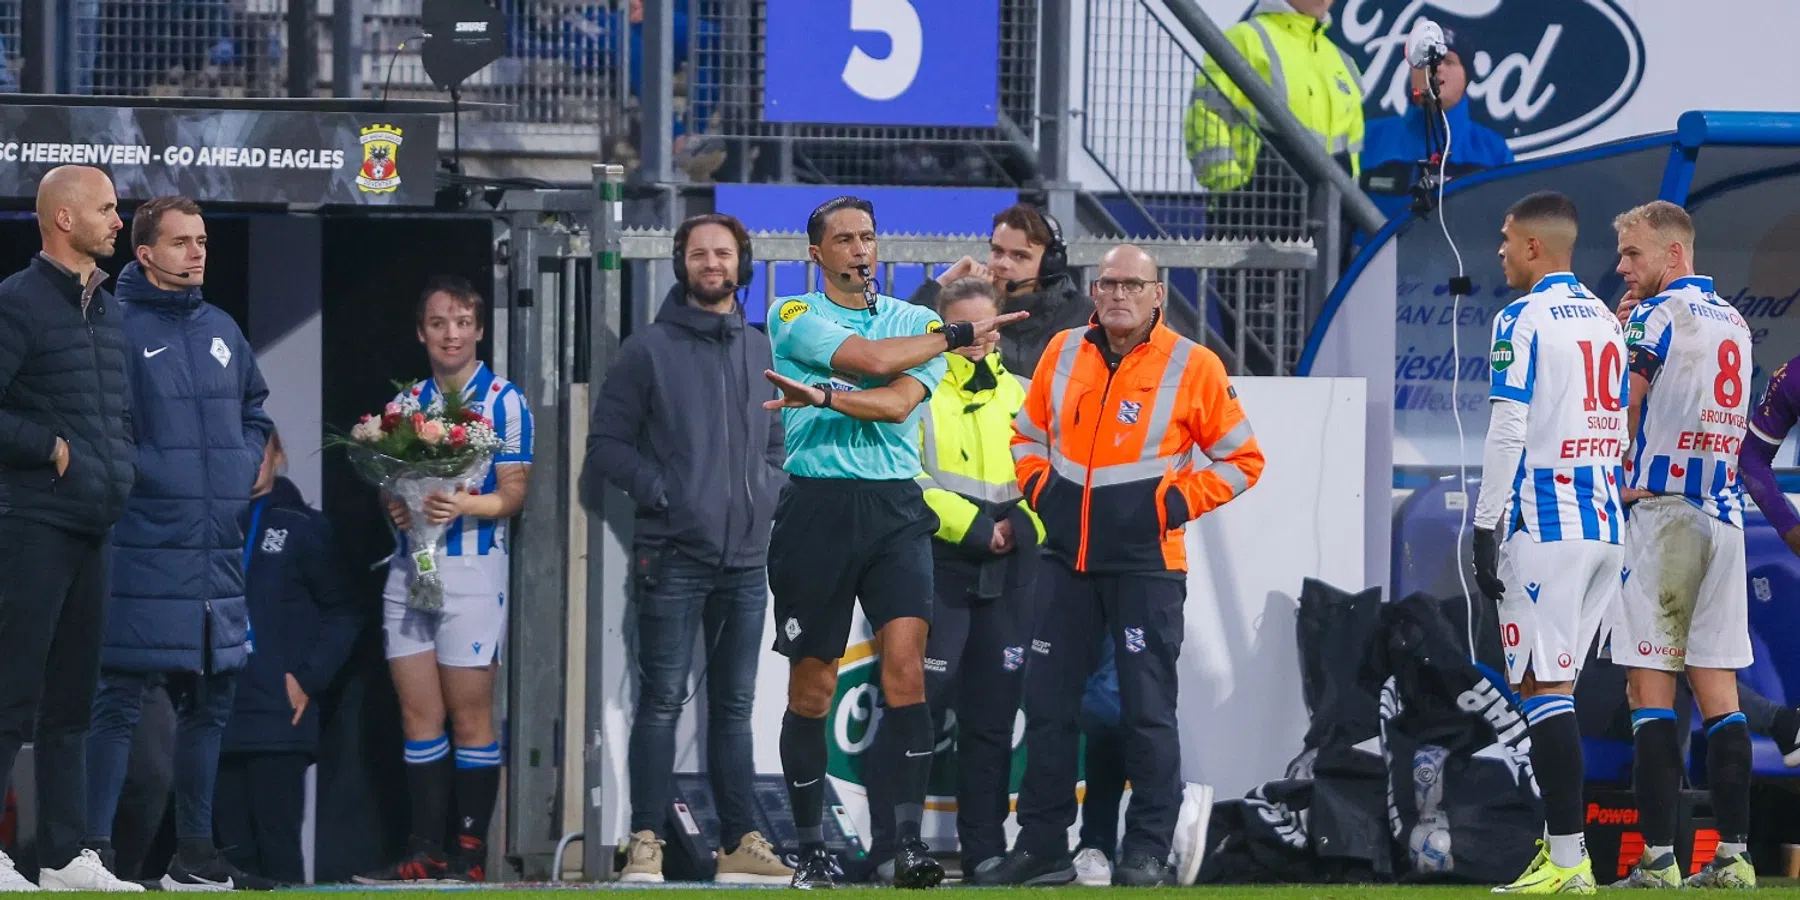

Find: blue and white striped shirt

[393,361,534,556]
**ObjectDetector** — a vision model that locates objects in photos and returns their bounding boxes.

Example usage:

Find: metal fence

[1082,0,1313,373]
[356,0,630,159]
[684,0,1040,186]
[1082,0,1308,240]
[68,0,288,97]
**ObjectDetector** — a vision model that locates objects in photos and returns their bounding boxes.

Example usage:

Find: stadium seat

[1391,473,1480,604]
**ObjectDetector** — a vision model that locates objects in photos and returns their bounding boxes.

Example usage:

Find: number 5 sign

[764,0,1000,127]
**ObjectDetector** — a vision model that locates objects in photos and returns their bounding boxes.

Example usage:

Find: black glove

[1472,527,1505,603]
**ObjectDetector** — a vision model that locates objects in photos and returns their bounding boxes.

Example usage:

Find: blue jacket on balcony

[108,261,273,675]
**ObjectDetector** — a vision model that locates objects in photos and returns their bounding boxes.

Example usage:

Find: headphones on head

[673,215,755,288]
[1037,208,1069,286]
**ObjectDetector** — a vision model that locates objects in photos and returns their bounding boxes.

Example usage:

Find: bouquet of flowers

[329,384,504,611]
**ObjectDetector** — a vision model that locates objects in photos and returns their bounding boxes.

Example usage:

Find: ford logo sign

[1335,0,1645,153]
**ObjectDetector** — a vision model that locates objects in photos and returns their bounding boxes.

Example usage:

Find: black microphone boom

[854,264,879,316]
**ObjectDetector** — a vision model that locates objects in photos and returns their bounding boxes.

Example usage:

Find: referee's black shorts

[768,475,937,661]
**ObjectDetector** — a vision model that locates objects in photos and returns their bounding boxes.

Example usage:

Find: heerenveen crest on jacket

[1488,273,1627,544]
[394,362,534,557]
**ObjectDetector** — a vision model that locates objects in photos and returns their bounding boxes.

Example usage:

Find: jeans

[87,670,237,843]
[0,521,109,870]
[626,550,766,847]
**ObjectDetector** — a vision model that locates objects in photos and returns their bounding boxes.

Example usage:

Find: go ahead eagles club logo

[1330,0,1645,154]
[356,124,404,194]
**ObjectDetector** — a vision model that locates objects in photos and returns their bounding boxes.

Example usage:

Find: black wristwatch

[817,383,834,410]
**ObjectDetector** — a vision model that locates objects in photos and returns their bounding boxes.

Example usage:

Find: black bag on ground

[1377,593,1542,884]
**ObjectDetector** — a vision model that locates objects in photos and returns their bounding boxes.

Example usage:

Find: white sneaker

[37,849,144,892]
[0,851,36,891]
[1073,847,1112,886]
[1168,782,1214,886]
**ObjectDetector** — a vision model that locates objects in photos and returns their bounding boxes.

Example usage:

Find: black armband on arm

[1628,345,1662,381]
[942,321,976,351]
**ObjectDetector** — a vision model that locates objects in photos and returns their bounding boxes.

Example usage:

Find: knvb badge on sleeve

[763,0,1000,127]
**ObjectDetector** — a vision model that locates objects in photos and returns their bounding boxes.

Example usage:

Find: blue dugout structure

[1303,111,1800,776]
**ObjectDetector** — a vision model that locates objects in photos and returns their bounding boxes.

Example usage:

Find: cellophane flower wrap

[329,385,504,611]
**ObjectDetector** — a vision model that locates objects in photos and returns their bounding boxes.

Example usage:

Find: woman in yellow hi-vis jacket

[865,276,1044,880]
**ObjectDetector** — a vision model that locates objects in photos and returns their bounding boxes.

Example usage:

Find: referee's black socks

[780,710,829,850]
[880,702,934,843]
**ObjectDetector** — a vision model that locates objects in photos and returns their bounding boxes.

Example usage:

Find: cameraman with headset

[580,213,794,884]
[909,204,1205,377]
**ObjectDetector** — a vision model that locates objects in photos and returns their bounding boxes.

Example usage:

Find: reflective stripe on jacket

[1011,316,1265,573]
[918,351,1044,549]
[1184,2,1364,192]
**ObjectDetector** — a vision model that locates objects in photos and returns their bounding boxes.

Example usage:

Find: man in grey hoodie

[580,213,792,885]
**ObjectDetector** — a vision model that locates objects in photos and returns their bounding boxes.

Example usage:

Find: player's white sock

[1546,832,1586,869]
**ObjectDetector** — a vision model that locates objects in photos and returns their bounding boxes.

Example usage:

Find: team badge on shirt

[1002,646,1024,671]
[1123,627,1146,654]
[261,528,287,554]
[1117,399,1141,425]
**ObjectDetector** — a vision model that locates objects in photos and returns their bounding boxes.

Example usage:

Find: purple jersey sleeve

[1742,357,1800,538]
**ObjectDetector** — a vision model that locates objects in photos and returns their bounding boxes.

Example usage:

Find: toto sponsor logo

[1336,0,1646,153]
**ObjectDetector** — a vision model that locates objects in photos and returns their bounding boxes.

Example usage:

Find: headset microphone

[1005,276,1041,294]
[854,264,879,316]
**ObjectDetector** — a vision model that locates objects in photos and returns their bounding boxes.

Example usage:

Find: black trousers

[0,519,109,870]
[866,560,1038,865]
[1015,558,1186,861]
[214,752,310,885]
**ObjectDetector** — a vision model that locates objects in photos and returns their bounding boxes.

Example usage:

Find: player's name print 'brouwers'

[1622,275,1752,527]
[1489,273,1628,544]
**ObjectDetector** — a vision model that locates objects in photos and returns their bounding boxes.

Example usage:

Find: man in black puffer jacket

[0,165,142,891]
[84,195,274,893]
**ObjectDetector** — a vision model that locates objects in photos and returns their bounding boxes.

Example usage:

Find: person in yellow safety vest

[863,276,1045,883]
[1184,0,1365,193]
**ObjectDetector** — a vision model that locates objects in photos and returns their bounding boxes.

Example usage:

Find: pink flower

[360,413,373,423]
[418,420,447,445]
[411,413,427,431]
[384,402,402,417]
[449,424,468,446]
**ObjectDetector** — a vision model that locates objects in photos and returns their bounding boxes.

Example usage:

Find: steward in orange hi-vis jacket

[1008,297,1263,574]
[981,244,1264,888]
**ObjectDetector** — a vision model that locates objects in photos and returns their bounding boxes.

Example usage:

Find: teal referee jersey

[767,291,947,481]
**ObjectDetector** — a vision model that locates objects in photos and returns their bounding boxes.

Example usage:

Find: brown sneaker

[619,830,664,883]
[715,831,794,885]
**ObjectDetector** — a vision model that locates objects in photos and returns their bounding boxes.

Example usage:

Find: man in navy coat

[84,195,275,891]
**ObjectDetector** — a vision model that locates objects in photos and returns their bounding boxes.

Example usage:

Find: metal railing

[1082,0,1309,242]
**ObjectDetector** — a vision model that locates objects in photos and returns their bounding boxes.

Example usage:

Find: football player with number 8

[1606,201,1757,889]
[1473,192,1624,895]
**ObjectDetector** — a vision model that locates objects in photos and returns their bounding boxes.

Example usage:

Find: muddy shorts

[1609,495,1751,672]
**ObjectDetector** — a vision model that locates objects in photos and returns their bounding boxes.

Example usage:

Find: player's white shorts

[1609,496,1752,672]
[1497,534,1621,684]
[382,553,510,668]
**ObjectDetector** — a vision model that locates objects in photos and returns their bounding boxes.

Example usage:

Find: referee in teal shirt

[761,196,1026,889]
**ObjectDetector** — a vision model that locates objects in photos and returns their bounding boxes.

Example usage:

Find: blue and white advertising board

[764,0,1000,127]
